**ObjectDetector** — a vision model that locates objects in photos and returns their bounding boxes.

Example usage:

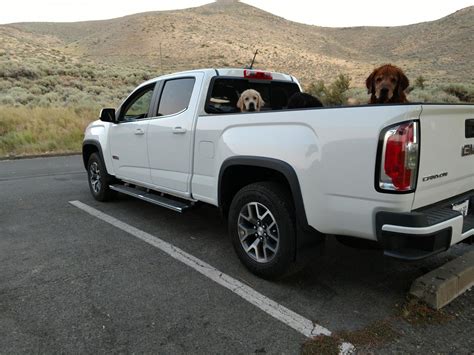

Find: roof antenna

[247,49,258,69]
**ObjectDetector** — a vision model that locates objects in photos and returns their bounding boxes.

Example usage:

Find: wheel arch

[218,156,309,229]
[82,140,105,170]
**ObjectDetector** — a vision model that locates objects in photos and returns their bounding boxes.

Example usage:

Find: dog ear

[397,70,410,96]
[366,70,376,95]
[237,95,244,112]
[257,93,265,110]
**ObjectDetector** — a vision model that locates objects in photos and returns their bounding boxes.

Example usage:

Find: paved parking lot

[1,156,473,353]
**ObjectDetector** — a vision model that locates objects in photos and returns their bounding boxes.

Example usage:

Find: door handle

[135,128,145,136]
[173,127,187,134]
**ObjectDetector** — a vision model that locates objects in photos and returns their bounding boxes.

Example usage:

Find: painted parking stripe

[69,200,354,354]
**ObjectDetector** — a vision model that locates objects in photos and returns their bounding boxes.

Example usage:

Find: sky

[1,0,473,27]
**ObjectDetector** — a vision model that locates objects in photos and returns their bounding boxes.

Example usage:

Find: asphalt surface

[1,155,473,354]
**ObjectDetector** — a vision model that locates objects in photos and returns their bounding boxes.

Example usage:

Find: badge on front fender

[462,144,474,157]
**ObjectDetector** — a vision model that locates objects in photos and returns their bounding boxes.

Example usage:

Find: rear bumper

[376,192,474,260]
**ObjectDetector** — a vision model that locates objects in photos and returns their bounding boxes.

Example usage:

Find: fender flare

[218,156,309,228]
[82,140,106,170]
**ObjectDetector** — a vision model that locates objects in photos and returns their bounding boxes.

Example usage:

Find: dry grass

[399,297,454,325]
[301,335,340,355]
[301,320,399,354]
[0,106,97,157]
[337,320,399,348]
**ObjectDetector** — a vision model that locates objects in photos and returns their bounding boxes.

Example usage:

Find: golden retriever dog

[366,64,410,104]
[237,89,265,112]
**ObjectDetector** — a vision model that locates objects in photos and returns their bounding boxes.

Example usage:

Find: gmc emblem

[462,144,474,157]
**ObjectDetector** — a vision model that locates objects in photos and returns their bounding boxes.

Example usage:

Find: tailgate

[413,104,474,209]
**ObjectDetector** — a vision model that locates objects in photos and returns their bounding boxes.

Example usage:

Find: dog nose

[381,88,389,95]
[249,103,255,111]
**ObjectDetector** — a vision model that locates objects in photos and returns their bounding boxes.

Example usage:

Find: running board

[109,184,194,213]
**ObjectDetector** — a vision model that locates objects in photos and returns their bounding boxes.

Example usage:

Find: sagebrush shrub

[306,74,351,106]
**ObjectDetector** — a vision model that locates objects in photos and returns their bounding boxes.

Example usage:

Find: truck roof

[140,68,297,88]
[213,68,296,82]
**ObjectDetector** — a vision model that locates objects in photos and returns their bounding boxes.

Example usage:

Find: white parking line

[69,200,354,354]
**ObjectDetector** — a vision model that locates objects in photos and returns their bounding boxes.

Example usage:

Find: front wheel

[87,152,116,202]
[228,182,296,279]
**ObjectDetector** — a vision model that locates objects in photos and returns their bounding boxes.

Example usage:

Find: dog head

[366,64,409,103]
[237,89,265,112]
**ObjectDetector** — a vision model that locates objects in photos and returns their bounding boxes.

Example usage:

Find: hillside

[1,1,473,157]
[3,1,473,86]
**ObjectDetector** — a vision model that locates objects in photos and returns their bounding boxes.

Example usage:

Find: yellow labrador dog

[237,89,265,112]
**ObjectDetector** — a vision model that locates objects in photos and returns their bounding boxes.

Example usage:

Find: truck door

[109,83,156,184]
[147,74,203,197]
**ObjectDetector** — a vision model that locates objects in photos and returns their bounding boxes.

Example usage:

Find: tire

[87,152,117,202]
[228,182,296,279]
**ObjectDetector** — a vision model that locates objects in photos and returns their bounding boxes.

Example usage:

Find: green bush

[442,84,474,102]
[307,74,351,106]
[0,57,156,109]
[414,76,426,90]
[0,96,15,106]
[0,65,40,80]
[409,88,460,103]
[307,80,326,100]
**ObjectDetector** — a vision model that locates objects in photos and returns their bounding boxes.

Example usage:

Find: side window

[157,78,195,117]
[121,85,155,121]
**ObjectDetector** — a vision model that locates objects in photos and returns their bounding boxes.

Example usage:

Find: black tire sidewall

[87,153,114,201]
[228,182,295,279]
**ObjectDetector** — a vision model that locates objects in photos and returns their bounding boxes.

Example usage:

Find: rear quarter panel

[192,105,422,240]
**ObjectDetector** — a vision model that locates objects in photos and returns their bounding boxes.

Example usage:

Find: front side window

[157,78,195,117]
[121,85,155,121]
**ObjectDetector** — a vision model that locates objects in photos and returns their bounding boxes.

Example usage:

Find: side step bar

[109,184,194,213]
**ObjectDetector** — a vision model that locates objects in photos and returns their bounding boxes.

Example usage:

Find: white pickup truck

[83,68,474,278]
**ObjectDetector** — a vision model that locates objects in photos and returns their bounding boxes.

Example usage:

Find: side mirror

[99,108,117,123]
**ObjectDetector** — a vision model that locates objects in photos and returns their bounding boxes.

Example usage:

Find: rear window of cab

[206,77,300,114]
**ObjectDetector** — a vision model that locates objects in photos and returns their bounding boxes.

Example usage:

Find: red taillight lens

[379,121,419,192]
[244,70,273,80]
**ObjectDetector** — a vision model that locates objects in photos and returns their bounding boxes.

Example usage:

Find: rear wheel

[87,152,116,202]
[228,182,296,279]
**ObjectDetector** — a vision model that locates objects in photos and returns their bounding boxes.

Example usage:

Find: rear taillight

[378,121,419,192]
